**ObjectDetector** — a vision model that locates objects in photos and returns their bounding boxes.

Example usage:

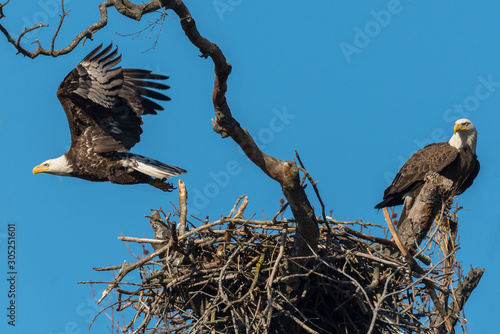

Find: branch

[0,0,173,58]
[397,172,453,252]
[167,2,319,256]
[0,0,9,19]
[296,150,326,221]
[178,180,187,236]
[0,0,115,57]
[51,0,70,51]
[432,267,485,333]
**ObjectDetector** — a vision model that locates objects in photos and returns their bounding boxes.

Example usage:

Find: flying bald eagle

[375,119,479,224]
[33,44,186,191]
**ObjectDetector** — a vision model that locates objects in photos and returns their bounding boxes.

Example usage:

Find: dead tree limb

[397,172,453,252]
[178,180,187,237]
[0,1,9,19]
[167,2,319,256]
[432,266,485,333]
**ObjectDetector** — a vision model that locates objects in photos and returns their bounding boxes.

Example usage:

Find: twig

[0,0,10,19]
[272,202,288,223]
[272,302,319,334]
[51,0,70,52]
[178,180,187,236]
[367,267,403,334]
[233,195,248,219]
[228,195,245,218]
[295,150,326,221]
[223,253,264,312]
[383,207,409,258]
[118,236,168,244]
[266,223,287,325]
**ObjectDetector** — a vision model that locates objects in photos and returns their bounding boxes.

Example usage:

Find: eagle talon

[151,178,175,192]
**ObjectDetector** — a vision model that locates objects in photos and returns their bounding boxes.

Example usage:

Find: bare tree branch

[165,1,319,256]
[51,0,70,51]
[0,0,9,19]
[397,172,454,252]
[177,180,187,237]
[0,0,174,57]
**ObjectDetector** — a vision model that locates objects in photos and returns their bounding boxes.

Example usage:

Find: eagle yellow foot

[149,178,175,192]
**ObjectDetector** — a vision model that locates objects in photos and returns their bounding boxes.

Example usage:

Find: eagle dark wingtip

[123,69,169,81]
[100,46,121,68]
[374,196,399,210]
[150,74,170,80]
[91,43,114,63]
[81,43,104,63]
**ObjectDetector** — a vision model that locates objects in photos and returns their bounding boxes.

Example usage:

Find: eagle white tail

[120,153,186,179]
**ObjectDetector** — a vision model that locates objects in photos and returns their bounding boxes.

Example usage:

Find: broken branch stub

[397,172,453,252]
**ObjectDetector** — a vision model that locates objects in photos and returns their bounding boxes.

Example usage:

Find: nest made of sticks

[83,195,479,334]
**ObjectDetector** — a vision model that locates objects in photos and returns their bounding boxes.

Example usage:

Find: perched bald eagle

[375,119,479,223]
[33,44,186,191]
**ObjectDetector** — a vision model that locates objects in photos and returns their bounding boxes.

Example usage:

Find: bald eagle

[33,44,186,191]
[375,119,479,224]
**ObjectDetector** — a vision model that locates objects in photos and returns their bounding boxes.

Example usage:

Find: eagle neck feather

[49,154,74,176]
[448,131,477,155]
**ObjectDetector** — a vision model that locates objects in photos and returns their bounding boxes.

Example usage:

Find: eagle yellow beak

[32,164,48,175]
[454,123,466,133]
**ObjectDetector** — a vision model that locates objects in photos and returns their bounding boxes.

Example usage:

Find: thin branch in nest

[233,195,249,219]
[223,253,264,312]
[326,216,384,228]
[88,281,124,331]
[383,207,409,259]
[295,150,326,221]
[228,195,246,218]
[178,180,188,237]
[266,223,287,323]
[120,232,142,260]
[272,200,288,223]
[272,301,319,334]
[367,266,403,334]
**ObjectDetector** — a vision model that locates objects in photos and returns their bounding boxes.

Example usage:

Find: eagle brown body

[375,119,479,213]
[33,44,186,190]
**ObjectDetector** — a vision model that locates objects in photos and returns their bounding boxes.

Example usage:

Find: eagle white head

[33,155,74,176]
[448,118,477,154]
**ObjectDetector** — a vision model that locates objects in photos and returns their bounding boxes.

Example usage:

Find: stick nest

[85,196,477,334]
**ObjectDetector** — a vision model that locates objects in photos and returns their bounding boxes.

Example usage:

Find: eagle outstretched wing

[57,44,170,153]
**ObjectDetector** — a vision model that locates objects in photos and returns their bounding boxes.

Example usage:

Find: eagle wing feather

[57,43,170,152]
[375,142,458,208]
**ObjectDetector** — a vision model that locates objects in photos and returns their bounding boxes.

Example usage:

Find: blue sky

[1,1,499,333]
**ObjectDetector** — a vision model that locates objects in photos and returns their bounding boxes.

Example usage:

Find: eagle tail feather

[122,153,186,179]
